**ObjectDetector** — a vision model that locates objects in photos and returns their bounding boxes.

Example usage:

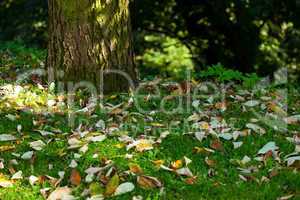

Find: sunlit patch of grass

[0,69,299,199]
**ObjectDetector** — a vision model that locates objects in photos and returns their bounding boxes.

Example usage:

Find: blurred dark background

[0,0,300,80]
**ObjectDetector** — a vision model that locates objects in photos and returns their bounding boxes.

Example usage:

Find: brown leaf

[8,166,16,175]
[185,176,198,185]
[269,169,278,178]
[137,175,162,189]
[70,169,81,186]
[215,102,227,111]
[210,140,224,151]
[205,158,216,167]
[109,108,123,115]
[129,164,143,174]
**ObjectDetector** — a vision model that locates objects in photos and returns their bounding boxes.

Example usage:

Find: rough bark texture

[47,0,137,93]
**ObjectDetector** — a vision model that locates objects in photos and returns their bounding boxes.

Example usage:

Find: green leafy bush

[0,40,45,69]
[140,34,194,79]
[198,63,261,88]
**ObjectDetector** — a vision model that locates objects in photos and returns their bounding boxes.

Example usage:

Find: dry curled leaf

[137,175,162,189]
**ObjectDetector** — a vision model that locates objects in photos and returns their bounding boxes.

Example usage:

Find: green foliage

[242,73,261,89]
[0,40,45,70]
[140,34,194,79]
[198,63,261,88]
[199,63,243,82]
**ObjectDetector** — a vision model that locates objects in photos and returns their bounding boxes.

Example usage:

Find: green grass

[0,41,299,200]
[0,88,299,200]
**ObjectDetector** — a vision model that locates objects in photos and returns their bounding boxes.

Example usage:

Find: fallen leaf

[114,182,135,196]
[215,102,227,111]
[70,169,81,186]
[152,160,165,168]
[88,135,106,143]
[193,147,215,155]
[241,156,251,165]
[85,167,103,175]
[278,194,294,200]
[219,133,232,141]
[246,123,266,135]
[258,142,278,155]
[244,100,260,107]
[205,158,216,167]
[29,175,39,186]
[0,174,14,188]
[11,171,22,180]
[87,195,105,200]
[176,167,194,177]
[30,140,46,151]
[129,164,143,174]
[47,187,74,200]
[285,155,300,167]
[171,160,182,169]
[127,139,154,152]
[137,175,162,189]
[210,140,224,151]
[185,176,198,185]
[89,182,104,196]
[0,145,15,152]
[285,115,300,124]
[38,130,54,136]
[233,141,243,149]
[267,102,287,116]
[5,114,17,121]
[105,174,119,196]
[69,160,78,168]
[195,132,206,142]
[0,134,16,141]
[183,156,192,166]
[21,151,34,160]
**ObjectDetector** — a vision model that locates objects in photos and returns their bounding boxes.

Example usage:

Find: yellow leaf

[105,174,119,196]
[135,139,154,152]
[152,160,165,168]
[0,145,15,152]
[171,160,182,169]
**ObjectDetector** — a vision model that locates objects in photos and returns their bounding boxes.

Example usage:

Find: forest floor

[0,42,300,200]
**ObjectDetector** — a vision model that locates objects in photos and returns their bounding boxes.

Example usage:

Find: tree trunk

[47,0,137,93]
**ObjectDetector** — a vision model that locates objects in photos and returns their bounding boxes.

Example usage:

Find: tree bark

[47,0,137,93]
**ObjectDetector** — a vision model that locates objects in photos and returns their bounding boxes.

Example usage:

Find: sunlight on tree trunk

[47,0,137,93]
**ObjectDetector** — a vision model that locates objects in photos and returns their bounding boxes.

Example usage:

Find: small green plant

[198,63,243,82]
[198,63,261,88]
[242,73,261,89]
